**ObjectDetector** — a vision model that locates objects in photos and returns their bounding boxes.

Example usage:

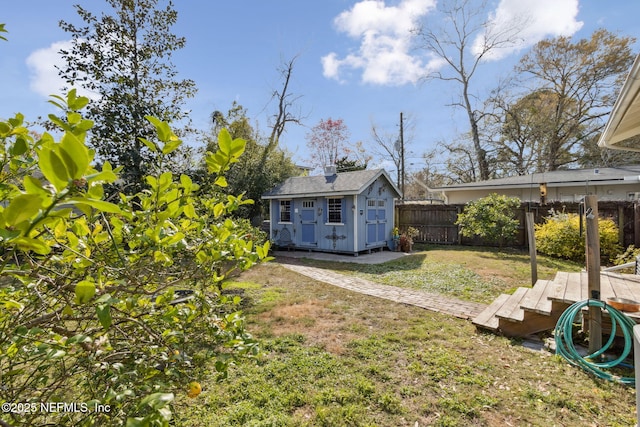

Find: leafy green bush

[534,210,622,262]
[0,91,271,426]
[613,245,640,267]
[455,193,521,247]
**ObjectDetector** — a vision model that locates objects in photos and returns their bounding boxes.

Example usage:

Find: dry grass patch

[255,299,355,355]
[175,255,635,427]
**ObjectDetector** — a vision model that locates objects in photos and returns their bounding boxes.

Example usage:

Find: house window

[327,198,342,223]
[302,200,314,208]
[280,200,291,222]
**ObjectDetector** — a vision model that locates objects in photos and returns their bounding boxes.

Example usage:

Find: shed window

[280,200,291,222]
[327,198,342,223]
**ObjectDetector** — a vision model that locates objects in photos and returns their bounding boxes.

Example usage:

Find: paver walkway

[278,260,487,320]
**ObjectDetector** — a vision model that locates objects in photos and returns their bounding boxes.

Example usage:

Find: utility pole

[400,112,405,200]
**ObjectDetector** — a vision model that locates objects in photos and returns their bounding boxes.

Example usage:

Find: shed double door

[366,198,387,245]
[300,199,317,245]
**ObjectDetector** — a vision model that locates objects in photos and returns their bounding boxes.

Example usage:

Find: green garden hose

[554,299,636,385]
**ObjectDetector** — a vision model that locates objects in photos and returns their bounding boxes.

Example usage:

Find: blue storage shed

[262,167,401,255]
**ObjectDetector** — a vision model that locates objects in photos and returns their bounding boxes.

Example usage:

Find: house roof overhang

[430,166,640,193]
[598,53,640,152]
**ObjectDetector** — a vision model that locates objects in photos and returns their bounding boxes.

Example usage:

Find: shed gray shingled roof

[431,165,640,191]
[262,168,400,198]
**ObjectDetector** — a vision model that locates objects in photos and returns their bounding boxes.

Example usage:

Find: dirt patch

[255,299,356,355]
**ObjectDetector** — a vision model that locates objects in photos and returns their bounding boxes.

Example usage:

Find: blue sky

[1,1,639,174]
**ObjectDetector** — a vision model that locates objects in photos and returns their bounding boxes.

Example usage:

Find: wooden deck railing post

[526,212,537,285]
[634,325,640,426]
[585,195,602,353]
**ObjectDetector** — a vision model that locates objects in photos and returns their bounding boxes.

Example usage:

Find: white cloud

[473,0,584,60]
[322,0,438,86]
[26,40,100,100]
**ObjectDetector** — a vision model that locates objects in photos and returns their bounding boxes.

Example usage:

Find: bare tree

[261,54,307,167]
[414,0,526,181]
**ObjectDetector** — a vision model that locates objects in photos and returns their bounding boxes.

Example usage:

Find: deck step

[549,271,586,303]
[520,280,553,315]
[478,270,640,338]
[472,294,511,331]
[495,287,529,322]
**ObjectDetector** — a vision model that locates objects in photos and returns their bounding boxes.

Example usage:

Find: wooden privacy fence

[396,201,640,248]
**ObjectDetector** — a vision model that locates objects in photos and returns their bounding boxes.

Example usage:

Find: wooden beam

[635,201,640,247]
[526,212,537,286]
[585,195,602,353]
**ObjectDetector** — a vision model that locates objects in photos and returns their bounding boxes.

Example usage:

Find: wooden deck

[473,271,640,337]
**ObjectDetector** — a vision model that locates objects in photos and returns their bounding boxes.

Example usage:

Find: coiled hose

[554,299,636,385]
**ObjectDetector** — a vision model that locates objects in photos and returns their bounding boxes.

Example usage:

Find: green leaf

[60,132,90,178]
[184,203,196,218]
[154,251,172,265]
[180,174,193,189]
[75,280,96,304]
[96,304,112,329]
[0,228,22,240]
[86,161,118,184]
[139,392,174,410]
[139,137,158,152]
[10,137,28,156]
[74,119,94,133]
[66,197,122,213]
[12,237,51,254]
[23,176,48,195]
[161,232,185,246]
[162,139,181,155]
[145,116,172,142]
[2,299,24,311]
[214,176,228,188]
[229,137,246,158]
[56,145,79,179]
[125,418,144,427]
[158,172,173,192]
[65,334,91,345]
[67,89,90,111]
[3,194,43,226]
[218,128,232,155]
[38,148,69,191]
[67,111,82,125]
[213,202,225,217]
[47,114,72,133]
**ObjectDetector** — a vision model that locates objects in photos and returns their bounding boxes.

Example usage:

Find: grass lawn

[174,246,636,426]
[290,244,584,303]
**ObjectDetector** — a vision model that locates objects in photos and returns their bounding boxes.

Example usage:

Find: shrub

[614,245,640,267]
[0,91,271,426]
[534,210,622,262]
[455,193,520,247]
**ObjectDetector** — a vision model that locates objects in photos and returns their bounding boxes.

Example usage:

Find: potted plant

[399,227,419,252]
[392,227,400,251]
